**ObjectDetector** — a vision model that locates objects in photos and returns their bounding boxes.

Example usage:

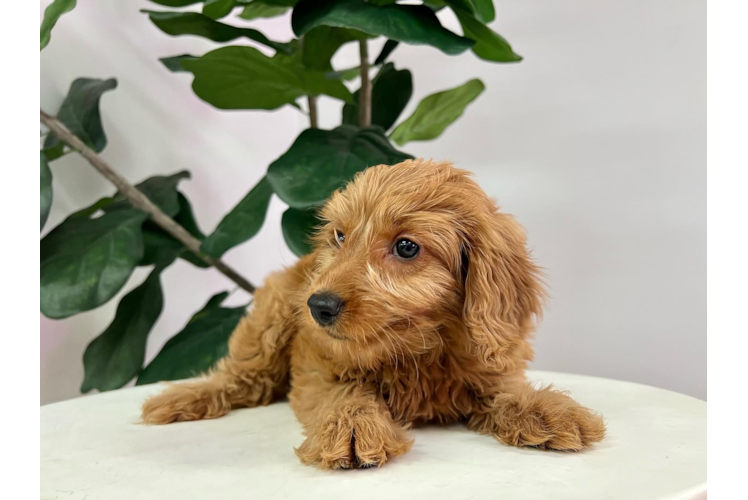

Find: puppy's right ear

[461,205,545,371]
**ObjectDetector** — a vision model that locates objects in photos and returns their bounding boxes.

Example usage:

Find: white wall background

[40,0,705,404]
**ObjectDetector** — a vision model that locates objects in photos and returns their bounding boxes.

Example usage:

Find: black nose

[307,292,344,326]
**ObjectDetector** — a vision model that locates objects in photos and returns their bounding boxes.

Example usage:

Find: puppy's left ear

[462,205,545,370]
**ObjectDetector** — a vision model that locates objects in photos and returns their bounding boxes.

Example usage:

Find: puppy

[142,159,605,469]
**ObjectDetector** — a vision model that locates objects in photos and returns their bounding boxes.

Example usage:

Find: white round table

[41,371,706,500]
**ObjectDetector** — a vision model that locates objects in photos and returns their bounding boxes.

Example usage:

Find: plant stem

[297,34,318,129]
[39,109,257,295]
[307,96,318,128]
[358,39,371,128]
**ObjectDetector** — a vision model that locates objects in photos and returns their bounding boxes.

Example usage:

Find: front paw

[141,381,228,425]
[296,406,413,469]
[488,388,606,451]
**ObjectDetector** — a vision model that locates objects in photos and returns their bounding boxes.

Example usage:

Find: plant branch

[298,34,318,129]
[307,96,318,128]
[358,39,371,128]
[39,109,257,295]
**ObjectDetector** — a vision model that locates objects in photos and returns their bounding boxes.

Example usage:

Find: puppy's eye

[334,229,345,246]
[393,238,420,259]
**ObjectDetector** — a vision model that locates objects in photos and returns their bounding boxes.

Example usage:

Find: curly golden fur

[142,159,605,469]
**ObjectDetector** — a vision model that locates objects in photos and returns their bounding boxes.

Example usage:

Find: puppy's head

[303,159,544,370]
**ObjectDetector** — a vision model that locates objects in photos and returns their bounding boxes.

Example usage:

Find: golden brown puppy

[142,159,605,469]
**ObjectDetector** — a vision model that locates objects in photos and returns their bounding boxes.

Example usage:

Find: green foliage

[159,54,198,72]
[142,10,292,54]
[391,78,485,145]
[107,171,190,217]
[41,208,148,319]
[203,0,237,20]
[149,0,203,6]
[40,0,76,50]
[140,223,183,267]
[325,66,360,81]
[42,0,524,393]
[43,78,117,158]
[302,26,368,71]
[374,39,399,64]
[81,264,168,393]
[39,169,194,319]
[292,0,473,55]
[140,194,210,268]
[201,177,274,258]
[239,2,289,20]
[455,9,521,62]
[444,0,494,23]
[40,153,53,230]
[469,0,495,23]
[136,294,247,385]
[182,46,352,110]
[68,197,115,219]
[267,126,412,208]
[282,207,318,256]
[342,63,413,131]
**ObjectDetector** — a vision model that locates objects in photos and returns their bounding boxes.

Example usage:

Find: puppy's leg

[291,381,413,469]
[468,380,605,451]
[141,257,312,425]
[140,330,285,425]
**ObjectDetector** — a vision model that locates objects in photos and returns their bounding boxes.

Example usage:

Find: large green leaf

[41,208,148,319]
[239,2,289,20]
[292,0,473,56]
[142,10,292,54]
[302,26,367,71]
[282,207,317,256]
[201,177,273,258]
[44,78,117,154]
[342,63,412,131]
[203,0,236,19]
[107,171,190,218]
[40,152,53,231]
[136,299,247,385]
[390,79,484,146]
[182,46,352,110]
[266,126,412,208]
[81,264,169,393]
[40,0,76,50]
[455,9,521,63]
[160,54,198,73]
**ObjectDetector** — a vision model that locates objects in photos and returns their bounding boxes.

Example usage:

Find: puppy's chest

[377,358,477,424]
